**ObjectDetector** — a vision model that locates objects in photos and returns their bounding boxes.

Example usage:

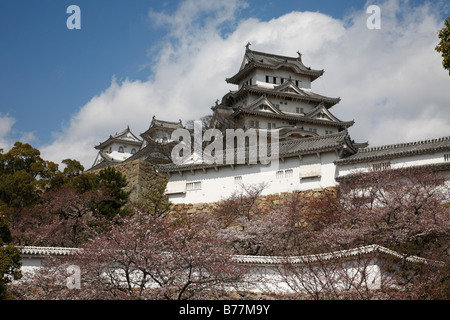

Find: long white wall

[167,152,338,204]
[337,151,450,178]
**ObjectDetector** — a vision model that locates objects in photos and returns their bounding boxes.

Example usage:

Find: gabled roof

[335,136,450,165]
[156,131,358,173]
[221,83,341,109]
[277,127,318,139]
[227,47,324,85]
[304,102,346,123]
[141,116,183,141]
[246,95,282,114]
[95,127,142,150]
[230,107,355,128]
[149,116,183,130]
[272,80,307,95]
[89,150,123,171]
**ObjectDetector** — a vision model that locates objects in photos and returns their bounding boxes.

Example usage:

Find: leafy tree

[0,142,43,177]
[436,17,450,75]
[95,167,130,219]
[70,172,99,194]
[0,214,22,300]
[136,178,171,217]
[0,142,44,208]
[62,159,84,178]
[0,170,38,209]
[0,142,70,206]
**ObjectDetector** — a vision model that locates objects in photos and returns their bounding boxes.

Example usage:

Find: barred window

[234,176,242,184]
[373,161,391,171]
[276,170,284,179]
[285,169,293,178]
[186,181,201,191]
[445,154,450,162]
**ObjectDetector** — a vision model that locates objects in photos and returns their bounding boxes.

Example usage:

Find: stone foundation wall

[90,160,166,203]
[169,187,339,217]
[92,160,338,215]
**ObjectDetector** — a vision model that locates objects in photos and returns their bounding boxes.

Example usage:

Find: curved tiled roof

[336,136,450,165]
[18,246,80,256]
[17,245,441,267]
[95,127,142,150]
[234,244,443,266]
[231,108,354,128]
[222,84,340,108]
[156,131,357,173]
[226,49,324,84]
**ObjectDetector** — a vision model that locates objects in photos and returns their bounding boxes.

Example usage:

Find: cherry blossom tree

[277,167,449,299]
[16,209,247,300]
[11,186,112,247]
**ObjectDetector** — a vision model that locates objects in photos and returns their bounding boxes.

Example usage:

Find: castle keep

[90,46,450,204]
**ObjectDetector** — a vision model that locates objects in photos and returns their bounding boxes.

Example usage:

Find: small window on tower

[285,169,293,178]
[276,170,284,179]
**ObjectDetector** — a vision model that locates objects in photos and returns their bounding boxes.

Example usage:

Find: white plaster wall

[167,151,338,204]
[252,69,311,89]
[337,151,450,178]
[241,259,381,294]
[104,142,137,161]
[16,255,382,295]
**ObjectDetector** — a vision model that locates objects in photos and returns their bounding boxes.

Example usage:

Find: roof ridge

[359,136,450,153]
[248,49,301,61]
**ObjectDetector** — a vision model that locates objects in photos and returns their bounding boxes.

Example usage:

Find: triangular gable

[92,152,106,167]
[304,103,343,122]
[246,95,282,114]
[273,80,307,96]
[113,127,142,143]
[239,46,254,71]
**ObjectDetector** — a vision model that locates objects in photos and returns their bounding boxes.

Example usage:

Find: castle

[90,45,450,204]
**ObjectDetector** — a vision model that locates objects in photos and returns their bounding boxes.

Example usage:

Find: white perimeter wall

[337,151,450,178]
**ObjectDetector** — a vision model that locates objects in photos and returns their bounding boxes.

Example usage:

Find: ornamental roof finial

[245,42,251,50]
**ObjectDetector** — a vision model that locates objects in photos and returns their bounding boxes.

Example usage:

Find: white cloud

[40,0,450,168]
[0,114,16,152]
[0,114,36,152]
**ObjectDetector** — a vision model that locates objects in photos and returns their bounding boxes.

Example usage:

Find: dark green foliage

[95,167,130,219]
[0,216,22,300]
[136,178,171,217]
[62,158,84,178]
[436,17,450,75]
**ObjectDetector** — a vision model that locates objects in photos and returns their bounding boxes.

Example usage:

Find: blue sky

[1,0,369,145]
[0,0,449,167]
